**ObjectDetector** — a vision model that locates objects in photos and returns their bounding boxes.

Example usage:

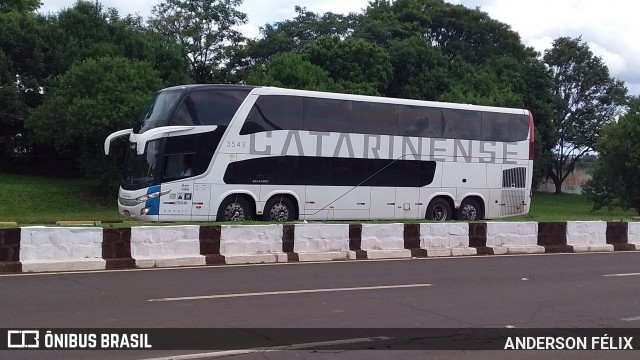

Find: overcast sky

[38,0,640,95]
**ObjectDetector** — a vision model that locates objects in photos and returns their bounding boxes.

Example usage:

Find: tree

[27,57,163,192]
[303,36,392,95]
[244,6,359,64]
[543,37,628,193]
[246,52,342,92]
[386,37,450,100]
[0,0,47,165]
[0,0,40,13]
[227,6,360,83]
[148,0,247,83]
[43,1,191,85]
[583,98,640,215]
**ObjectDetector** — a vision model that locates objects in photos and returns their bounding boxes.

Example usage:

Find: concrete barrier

[130,226,204,268]
[566,221,613,252]
[1,221,638,274]
[419,223,475,257]
[220,224,286,264]
[486,222,544,255]
[293,224,353,261]
[627,222,640,250]
[360,223,411,259]
[20,227,105,272]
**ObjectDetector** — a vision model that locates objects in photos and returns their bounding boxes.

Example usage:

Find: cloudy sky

[38,0,640,95]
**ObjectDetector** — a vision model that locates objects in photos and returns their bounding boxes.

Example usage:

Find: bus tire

[426,197,452,221]
[217,195,252,222]
[263,196,296,222]
[458,198,483,221]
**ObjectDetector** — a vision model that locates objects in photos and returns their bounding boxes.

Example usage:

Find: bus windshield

[134,90,184,133]
[123,140,161,188]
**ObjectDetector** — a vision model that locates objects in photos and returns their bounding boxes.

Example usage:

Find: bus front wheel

[218,196,252,222]
[263,196,296,222]
[426,198,452,221]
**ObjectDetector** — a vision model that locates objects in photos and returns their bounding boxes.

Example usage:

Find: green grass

[0,173,637,226]
[0,174,123,225]
[509,192,637,222]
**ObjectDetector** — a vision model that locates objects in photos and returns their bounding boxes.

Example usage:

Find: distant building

[538,164,591,194]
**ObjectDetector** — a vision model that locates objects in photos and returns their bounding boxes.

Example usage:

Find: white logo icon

[7,330,40,348]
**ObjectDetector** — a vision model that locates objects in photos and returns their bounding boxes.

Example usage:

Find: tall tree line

[0,0,629,198]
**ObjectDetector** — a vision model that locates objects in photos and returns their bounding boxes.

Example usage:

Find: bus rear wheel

[263,196,296,222]
[218,196,252,222]
[426,198,452,221]
[458,198,483,221]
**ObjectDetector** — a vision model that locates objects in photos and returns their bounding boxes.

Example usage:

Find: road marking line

[621,315,640,321]
[148,284,432,302]
[139,336,393,360]
[603,272,640,277]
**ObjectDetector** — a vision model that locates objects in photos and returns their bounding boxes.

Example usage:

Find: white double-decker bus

[104,84,534,222]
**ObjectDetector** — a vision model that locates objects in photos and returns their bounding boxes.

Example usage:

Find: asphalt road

[2,252,640,359]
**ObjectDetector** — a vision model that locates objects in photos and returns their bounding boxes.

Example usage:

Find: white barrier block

[294,224,350,261]
[20,227,105,272]
[361,223,404,250]
[486,222,544,254]
[361,223,411,259]
[220,225,285,264]
[131,226,204,268]
[628,222,640,250]
[567,221,613,252]
[294,224,350,252]
[420,223,473,256]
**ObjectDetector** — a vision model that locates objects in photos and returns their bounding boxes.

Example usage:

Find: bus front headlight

[135,189,171,204]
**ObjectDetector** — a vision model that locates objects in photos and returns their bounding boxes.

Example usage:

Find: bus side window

[442,109,481,140]
[240,96,303,135]
[399,105,442,138]
[304,97,352,133]
[190,90,249,126]
[352,101,399,136]
[482,113,529,142]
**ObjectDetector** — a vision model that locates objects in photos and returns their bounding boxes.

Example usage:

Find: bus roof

[160,84,529,116]
[162,84,257,92]
[252,86,530,115]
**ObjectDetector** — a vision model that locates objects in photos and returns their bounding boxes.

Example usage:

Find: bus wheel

[218,196,252,221]
[426,198,452,221]
[263,196,296,222]
[458,198,483,221]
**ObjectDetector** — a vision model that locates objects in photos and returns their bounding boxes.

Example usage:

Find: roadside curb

[1,221,638,273]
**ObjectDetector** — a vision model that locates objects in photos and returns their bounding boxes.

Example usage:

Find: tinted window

[304,98,352,133]
[399,105,442,138]
[122,140,161,187]
[224,156,436,187]
[188,90,249,126]
[442,109,482,140]
[240,96,303,135]
[352,102,399,135]
[160,128,225,181]
[171,96,198,126]
[135,90,184,133]
[482,112,529,142]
